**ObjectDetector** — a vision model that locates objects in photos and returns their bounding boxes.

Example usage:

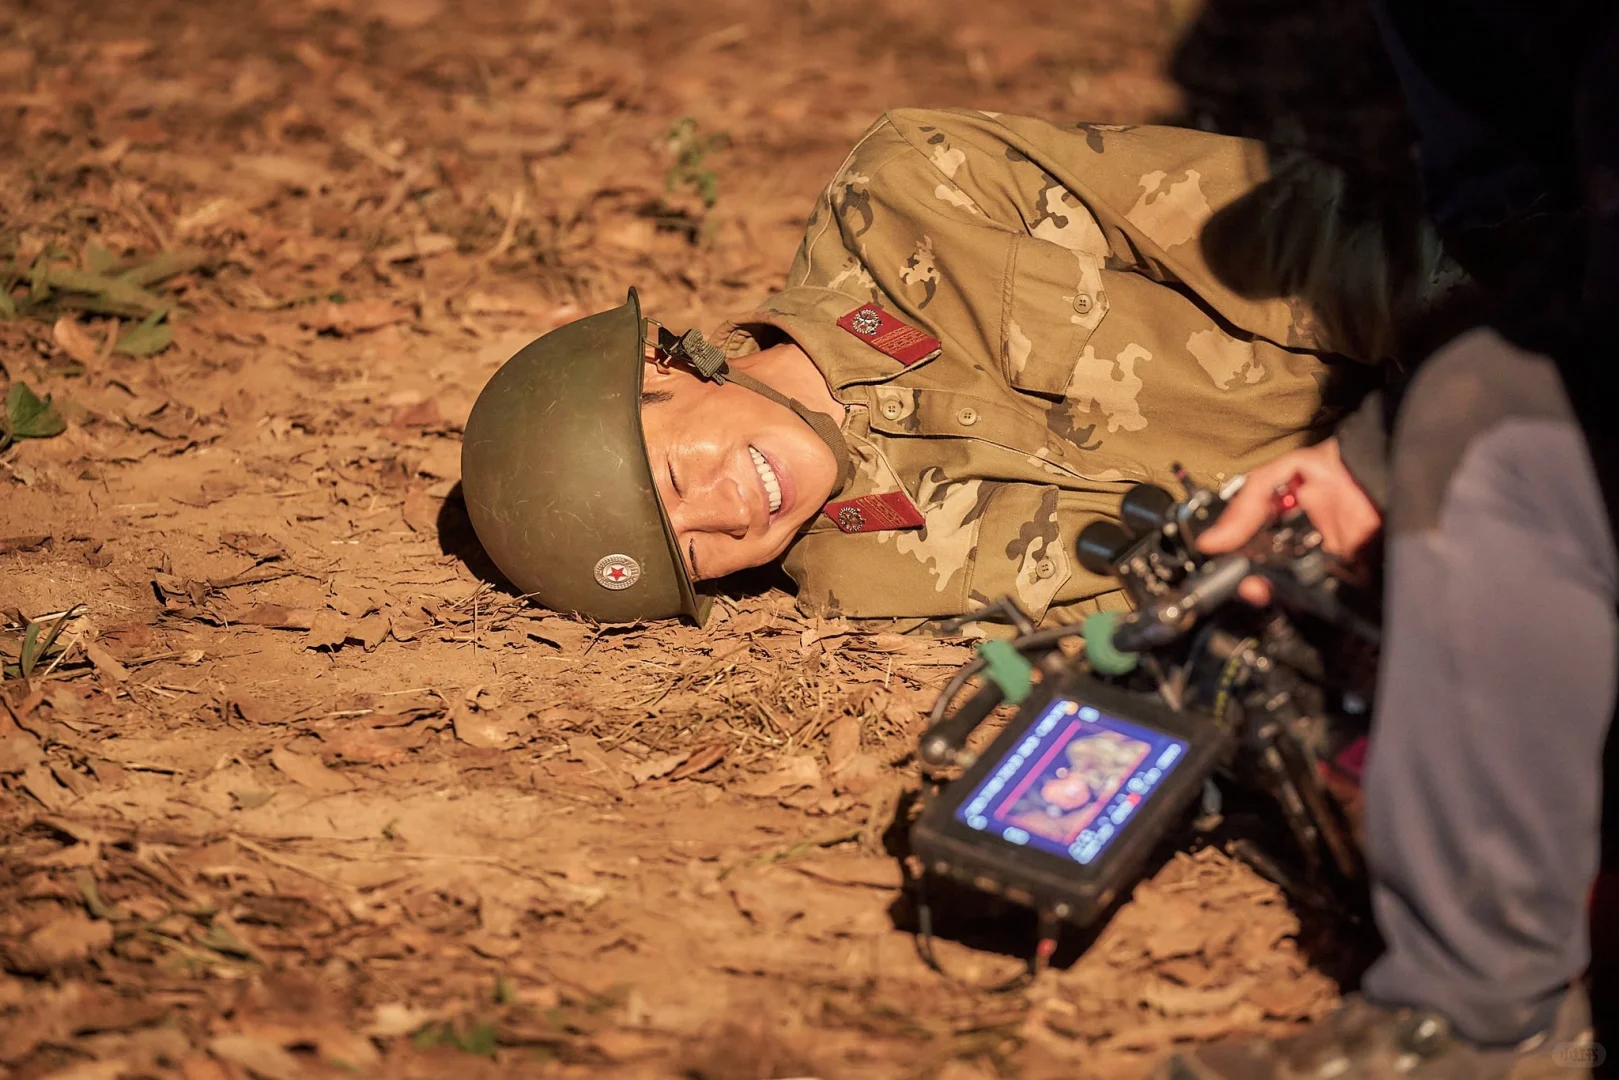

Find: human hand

[1195,438,1382,604]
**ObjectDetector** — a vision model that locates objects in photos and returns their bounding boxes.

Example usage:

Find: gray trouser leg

[1359,328,1618,1044]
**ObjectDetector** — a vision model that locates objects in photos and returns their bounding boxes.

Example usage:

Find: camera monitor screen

[953,697,1189,866]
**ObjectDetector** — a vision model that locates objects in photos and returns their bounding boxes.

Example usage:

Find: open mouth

[748,445,782,515]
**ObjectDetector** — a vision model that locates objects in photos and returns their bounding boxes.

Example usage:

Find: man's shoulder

[880,109,1264,157]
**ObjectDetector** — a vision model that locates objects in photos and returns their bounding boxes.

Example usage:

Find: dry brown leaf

[461,131,567,156]
[351,614,389,652]
[320,726,413,766]
[1246,971,1337,1019]
[414,441,460,481]
[566,734,629,790]
[234,1019,381,1071]
[727,875,811,932]
[10,910,114,972]
[727,609,776,635]
[236,153,330,191]
[388,611,432,642]
[400,490,441,535]
[207,1033,306,1080]
[303,610,350,651]
[1158,955,1219,988]
[828,752,883,796]
[825,713,861,773]
[376,232,455,263]
[389,399,442,428]
[1139,975,1256,1017]
[21,763,74,812]
[302,299,411,335]
[231,696,285,725]
[667,741,727,780]
[0,736,44,775]
[451,701,529,750]
[83,641,129,682]
[269,746,352,794]
[220,532,287,560]
[739,754,822,798]
[52,317,102,365]
[628,750,690,785]
[363,1002,441,1038]
[1141,908,1210,960]
[528,616,591,653]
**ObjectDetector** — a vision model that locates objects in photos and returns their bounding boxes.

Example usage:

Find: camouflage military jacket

[715,109,1365,630]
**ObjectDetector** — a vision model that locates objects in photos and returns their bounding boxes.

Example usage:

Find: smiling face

[640,345,841,581]
[1040,772,1096,812]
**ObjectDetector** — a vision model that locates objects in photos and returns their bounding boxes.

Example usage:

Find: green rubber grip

[977,639,1034,704]
[1082,611,1139,675]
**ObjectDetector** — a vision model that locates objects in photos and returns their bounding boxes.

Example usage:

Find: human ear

[643,356,687,389]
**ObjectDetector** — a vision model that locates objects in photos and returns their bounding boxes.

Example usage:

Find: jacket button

[956,407,979,426]
[1035,558,1056,580]
[881,400,903,420]
[1072,294,1093,315]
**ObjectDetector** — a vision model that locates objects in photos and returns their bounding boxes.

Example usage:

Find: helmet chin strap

[656,325,855,498]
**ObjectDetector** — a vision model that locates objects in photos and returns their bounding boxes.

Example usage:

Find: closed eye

[687,538,701,579]
[668,459,683,499]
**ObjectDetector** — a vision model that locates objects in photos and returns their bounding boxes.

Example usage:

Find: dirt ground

[0,0,1402,1076]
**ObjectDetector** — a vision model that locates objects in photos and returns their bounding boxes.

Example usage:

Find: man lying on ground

[460,108,1439,631]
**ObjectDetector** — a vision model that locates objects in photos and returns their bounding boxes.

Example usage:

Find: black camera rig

[909,468,1380,951]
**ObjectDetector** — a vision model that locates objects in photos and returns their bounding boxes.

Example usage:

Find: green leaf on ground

[664,116,728,209]
[84,244,119,273]
[13,606,83,679]
[412,1021,499,1057]
[115,305,173,356]
[5,382,67,440]
[198,922,259,960]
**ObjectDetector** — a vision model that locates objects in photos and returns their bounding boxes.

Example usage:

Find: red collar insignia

[836,304,941,367]
[821,491,927,533]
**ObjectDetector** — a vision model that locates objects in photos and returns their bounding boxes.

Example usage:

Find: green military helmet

[461,288,709,625]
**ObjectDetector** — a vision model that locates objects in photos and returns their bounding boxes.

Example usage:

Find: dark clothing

[1328,0,1619,1047]
[1338,2,1619,516]
[1365,0,1599,240]
[1360,328,1618,1044]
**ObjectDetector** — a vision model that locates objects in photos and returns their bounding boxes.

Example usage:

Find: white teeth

[748,446,782,513]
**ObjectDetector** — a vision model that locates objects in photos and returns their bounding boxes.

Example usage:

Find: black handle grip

[1076,520,1131,576]
[919,683,1006,768]
[1119,483,1176,538]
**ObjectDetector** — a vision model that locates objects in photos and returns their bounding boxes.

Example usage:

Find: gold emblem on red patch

[835,304,941,367]
[822,491,927,534]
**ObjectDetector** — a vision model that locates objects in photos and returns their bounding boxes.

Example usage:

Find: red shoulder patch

[822,491,927,534]
[836,304,941,367]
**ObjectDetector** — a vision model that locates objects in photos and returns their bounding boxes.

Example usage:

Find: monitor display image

[954,697,1189,866]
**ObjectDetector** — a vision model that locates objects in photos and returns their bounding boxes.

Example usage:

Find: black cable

[912,872,1040,994]
[924,623,1088,742]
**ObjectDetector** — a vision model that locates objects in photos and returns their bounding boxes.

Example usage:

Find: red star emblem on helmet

[593,553,642,591]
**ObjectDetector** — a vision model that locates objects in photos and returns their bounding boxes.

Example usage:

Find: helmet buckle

[653,324,730,383]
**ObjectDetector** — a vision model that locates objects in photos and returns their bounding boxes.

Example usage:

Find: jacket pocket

[1001,236,1110,398]
[967,483,1072,625]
